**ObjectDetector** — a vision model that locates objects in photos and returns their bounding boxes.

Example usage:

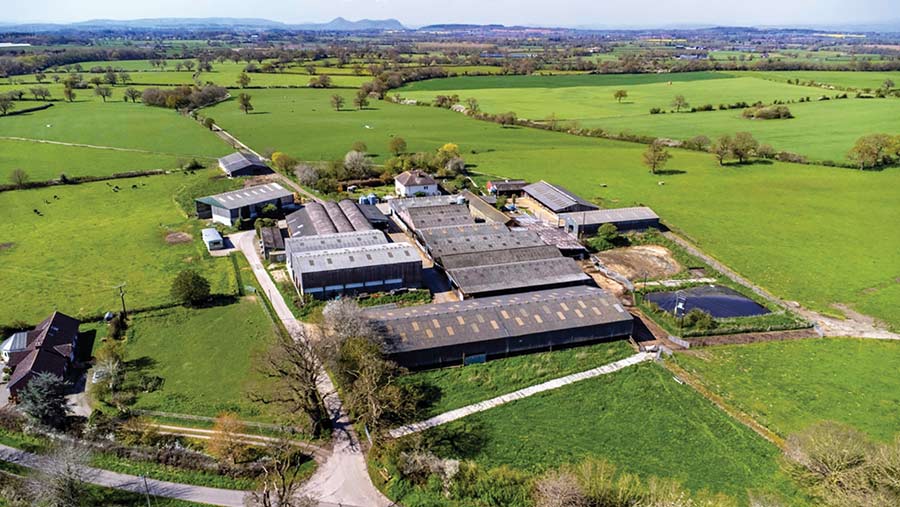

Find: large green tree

[170,270,211,307]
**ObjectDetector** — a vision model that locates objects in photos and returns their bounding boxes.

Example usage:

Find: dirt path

[147,423,332,462]
[663,232,900,340]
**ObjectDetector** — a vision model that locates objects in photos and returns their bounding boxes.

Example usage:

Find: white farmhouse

[394,170,439,197]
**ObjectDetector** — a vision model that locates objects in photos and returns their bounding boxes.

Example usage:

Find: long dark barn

[366,286,634,369]
[446,256,592,298]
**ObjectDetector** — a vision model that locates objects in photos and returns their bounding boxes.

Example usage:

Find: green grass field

[125,298,279,420]
[0,100,229,157]
[399,72,899,161]
[674,338,900,442]
[400,340,633,418]
[0,170,240,325]
[208,88,900,330]
[731,70,900,90]
[0,138,193,181]
[421,362,805,504]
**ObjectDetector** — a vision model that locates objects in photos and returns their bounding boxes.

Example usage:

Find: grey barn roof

[389,195,462,216]
[447,257,591,296]
[291,243,419,274]
[487,179,527,192]
[286,230,388,255]
[196,183,293,211]
[523,180,599,213]
[366,286,631,354]
[404,204,475,231]
[218,152,267,176]
[287,200,374,237]
[559,207,660,225]
[428,231,546,261]
[418,222,510,245]
[440,245,562,270]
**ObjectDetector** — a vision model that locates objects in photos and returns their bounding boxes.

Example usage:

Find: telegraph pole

[116,283,128,317]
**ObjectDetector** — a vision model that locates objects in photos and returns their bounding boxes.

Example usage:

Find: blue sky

[5,0,897,28]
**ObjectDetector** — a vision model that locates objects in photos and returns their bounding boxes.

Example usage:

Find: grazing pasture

[421,362,805,504]
[209,88,900,330]
[0,99,229,157]
[731,70,900,90]
[0,138,191,181]
[675,338,900,442]
[125,298,279,420]
[399,340,633,418]
[0,170,240,325]
[400,72,899,161]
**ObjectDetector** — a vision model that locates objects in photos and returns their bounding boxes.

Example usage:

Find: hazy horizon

[3,0,898,29]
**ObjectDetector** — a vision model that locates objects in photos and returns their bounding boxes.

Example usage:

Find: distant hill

[0,17,406,32]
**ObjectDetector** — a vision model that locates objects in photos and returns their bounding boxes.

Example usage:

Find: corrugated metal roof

[198,183,293,211]
[259,226,285,250]
[523,180,598,213]
[291,242,419,274]
[366,286,631,353]
[428,231,546,261]
[447,257,591,296]
[389,195,461,216]
[338,199,374,231]
[218,152,267,175]
[440,245,561,270]
[286,230,388,255]
[405,204,475,231]
[418,222,510,245]
[558,207,660,225]
[323,201,355,233]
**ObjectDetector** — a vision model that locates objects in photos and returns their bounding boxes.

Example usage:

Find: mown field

[731,70,900,90]
[125,298,279,421]
[400,340,633,418]
[674,338,900,442]
[420,362,806,505]
[0,170,240,325]
[399,71,899,161]
[208,88,900,330]
[0,99,228,157]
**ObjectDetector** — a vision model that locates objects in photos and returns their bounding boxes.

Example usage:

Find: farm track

[663,231,900,340]
[147,423,332,462]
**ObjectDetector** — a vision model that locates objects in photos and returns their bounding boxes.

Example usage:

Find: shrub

[170,270,211,307]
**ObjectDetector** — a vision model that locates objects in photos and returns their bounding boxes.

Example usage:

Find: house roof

[218,152,267,175]
[428,231,546,261]
[558,207,660,225]
[440,245,562,270]
[7,311,80,393]
[395,169,436,187]
[447,257,591,296]
[523,180,599,213]
[286,230,388,256]
[196,183,293,211]
[291,243,419,275]
[366,286,632,354]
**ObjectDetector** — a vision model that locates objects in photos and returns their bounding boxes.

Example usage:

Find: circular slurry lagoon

[645,285,771,318]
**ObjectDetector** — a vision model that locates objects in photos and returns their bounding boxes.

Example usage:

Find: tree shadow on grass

[423,419,490,460]
[655,169,687,176]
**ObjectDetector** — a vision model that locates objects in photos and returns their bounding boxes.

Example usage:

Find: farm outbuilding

[286,200,377,237]
[389,195,464,230]
[195,183,295,227]
[258,226,286,262]
[289,242,422,299]
[366,286,634,369]
[522,180,599,215]
[440,244,562,270]
[560,207,660,236]
[446,256,592,298]
[486,179,528,196]
[460,190,513,225]
[218,152,270,177]
[427,230,547,265]
[403,204,475,232]
[201,228,224,251]
[285,230,388,274]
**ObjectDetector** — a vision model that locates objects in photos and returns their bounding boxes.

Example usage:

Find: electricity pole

[116,283,128,317]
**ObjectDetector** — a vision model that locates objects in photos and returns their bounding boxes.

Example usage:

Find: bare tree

[123,87,141,103]
[95,86,113,102]
[63,87,76,103]
[238,93,254,114]
[27,442,94,507]
[343,150,373,179]
[237,72,251,88]
[243,437,317,507]
[9,168,29,188]
[0,95,14,116]
[533,470,589,507]
[208,412,249,465]
[254,329,329,438]
[330,94,344,111]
